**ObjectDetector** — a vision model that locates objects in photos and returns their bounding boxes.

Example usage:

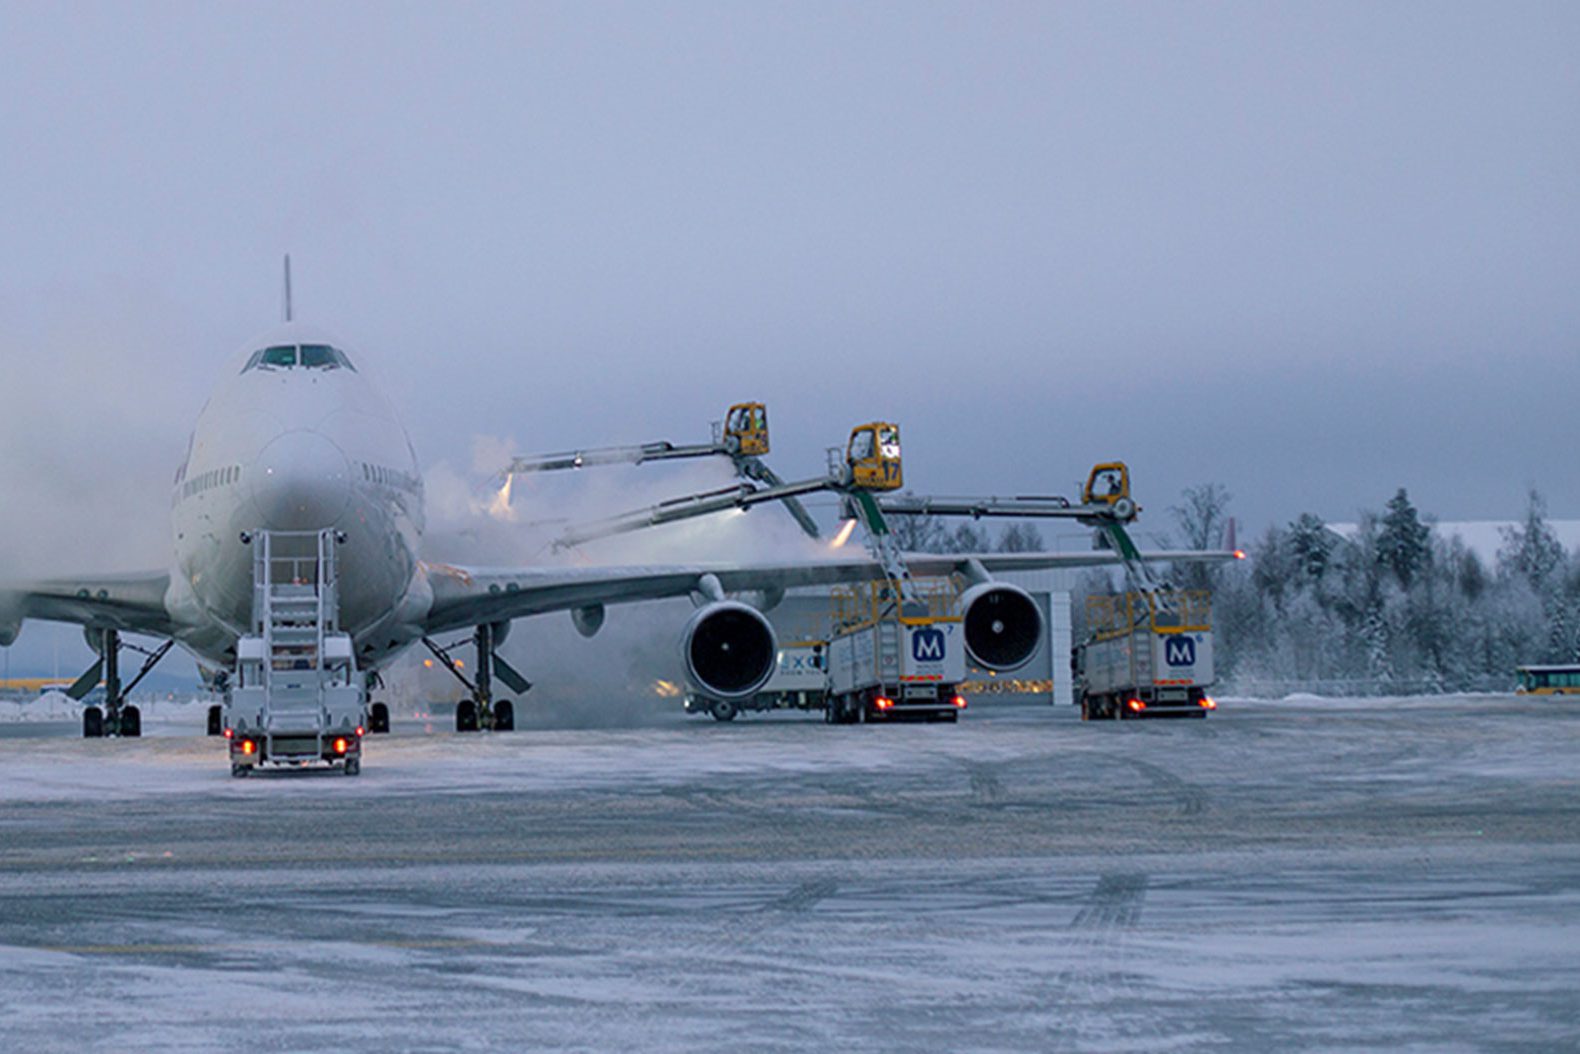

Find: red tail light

[1200,697,1217,710]
[333,737,349,754]
[875,697,894,711]
[1127,699,1146,712]
[241,739,256,755]
[355,726,365,737]
[223,727,234,739]
[952,695,968,709]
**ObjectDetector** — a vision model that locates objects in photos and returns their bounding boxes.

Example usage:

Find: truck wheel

[231,764,249,779]
[82,706,104,738]
[120,706,142,738]
[344,758,361,777]
[494,699,515,731]
[710,700,738,722]
[207,704,224,736]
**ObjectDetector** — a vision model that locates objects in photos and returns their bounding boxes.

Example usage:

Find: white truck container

[1074,590,1217,720]
[824,580,969,723]
[685,640,828,721]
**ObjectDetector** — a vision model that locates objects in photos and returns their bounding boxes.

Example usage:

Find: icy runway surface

[1,698,1577,1052]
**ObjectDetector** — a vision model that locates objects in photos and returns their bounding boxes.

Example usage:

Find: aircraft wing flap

[0,571,177,639]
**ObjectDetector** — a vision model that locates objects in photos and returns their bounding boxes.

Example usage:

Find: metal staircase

[226,529,365,772]
[253,531,338,730]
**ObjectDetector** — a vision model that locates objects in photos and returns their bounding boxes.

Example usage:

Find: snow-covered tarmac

[1,696,1576,1052]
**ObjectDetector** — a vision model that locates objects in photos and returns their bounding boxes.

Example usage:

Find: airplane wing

[420,549,1235,637]
[0,571,177,641]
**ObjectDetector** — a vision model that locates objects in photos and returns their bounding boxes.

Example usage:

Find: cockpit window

[299,344,335,368]
[241,344,356,374]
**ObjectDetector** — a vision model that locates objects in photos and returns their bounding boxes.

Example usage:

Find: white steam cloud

[408,432,839,726]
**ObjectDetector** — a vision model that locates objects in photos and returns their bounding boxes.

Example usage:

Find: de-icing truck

[1074,590,1217,720]
[824,579,970,723]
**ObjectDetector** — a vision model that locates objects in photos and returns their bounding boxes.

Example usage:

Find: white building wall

[1050,590,1072,708]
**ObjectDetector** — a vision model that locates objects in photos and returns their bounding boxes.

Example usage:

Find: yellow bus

[1515,665,1580,695]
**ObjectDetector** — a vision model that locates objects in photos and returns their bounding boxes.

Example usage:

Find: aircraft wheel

[207,704,223,736]
[368,702,390,734]
[83,706,104,738]
[494,699,515,731]
[710,700,737,722]
[455,699,478,733]
[120,706,142,738]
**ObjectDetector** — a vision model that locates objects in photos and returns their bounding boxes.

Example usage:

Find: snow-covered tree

[1376,488,1431,590]
[1499,488,1565,591]
[995,521,1044,553]
[1287,513,1334,583]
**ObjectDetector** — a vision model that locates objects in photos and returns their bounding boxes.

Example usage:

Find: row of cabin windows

[180,464,240,500]
[360,461,419,493]
[241,344,357,373]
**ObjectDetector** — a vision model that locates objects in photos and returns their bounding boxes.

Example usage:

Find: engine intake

[682,601,777,700]
[960,583,1043,671]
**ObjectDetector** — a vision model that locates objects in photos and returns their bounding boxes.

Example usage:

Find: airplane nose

[249,430,353,530]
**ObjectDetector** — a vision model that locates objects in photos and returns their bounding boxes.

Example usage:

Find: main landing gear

[74,629,174,739]
[422,623,531,733]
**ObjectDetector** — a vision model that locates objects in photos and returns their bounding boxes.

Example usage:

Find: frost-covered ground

[1,696,1577,1052]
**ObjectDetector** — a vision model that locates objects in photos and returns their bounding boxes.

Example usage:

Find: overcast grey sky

[2,1,1577,584]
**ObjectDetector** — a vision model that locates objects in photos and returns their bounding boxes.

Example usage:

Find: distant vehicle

[1514,665,1580,695]
[685,640,827,721]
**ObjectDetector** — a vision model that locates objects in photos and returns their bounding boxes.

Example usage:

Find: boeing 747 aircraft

[0,316,1226,750]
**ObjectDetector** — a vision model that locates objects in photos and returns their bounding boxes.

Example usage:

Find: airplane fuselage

[165,324,428,669]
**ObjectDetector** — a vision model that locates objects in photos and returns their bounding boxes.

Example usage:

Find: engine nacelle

[681,601,777,701]
[0,619,19,648]
[571,604,605,639]
[959,582,1043,672]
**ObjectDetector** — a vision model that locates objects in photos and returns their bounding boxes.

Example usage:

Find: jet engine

[681,601,777,700]
[0,619,19,649]
[959,582,1043,671]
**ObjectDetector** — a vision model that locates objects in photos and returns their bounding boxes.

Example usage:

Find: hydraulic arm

[501,401,823,539]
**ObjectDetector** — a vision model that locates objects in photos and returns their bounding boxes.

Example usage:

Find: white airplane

[0,313,1229,745]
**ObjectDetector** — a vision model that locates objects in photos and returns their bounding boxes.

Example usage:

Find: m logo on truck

[1164,636,1197,667]
[912,627,946,662]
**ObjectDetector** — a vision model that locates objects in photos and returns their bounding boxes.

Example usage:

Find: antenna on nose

[282,254,293,323]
